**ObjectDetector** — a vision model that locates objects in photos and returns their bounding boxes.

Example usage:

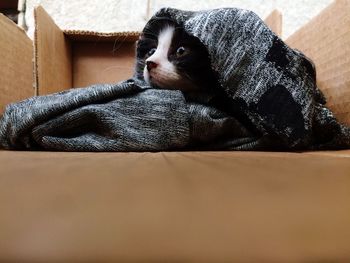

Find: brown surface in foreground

[0,150,350,262]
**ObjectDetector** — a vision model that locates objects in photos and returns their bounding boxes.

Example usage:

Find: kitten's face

[136,19,218,91]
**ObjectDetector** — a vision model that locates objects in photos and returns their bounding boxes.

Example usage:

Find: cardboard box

[0,2,350,262]
[33,6,139,95]
[0,12,33,113]
[286,0,350,125]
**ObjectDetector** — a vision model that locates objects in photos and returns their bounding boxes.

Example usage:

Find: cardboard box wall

[33,6,139,95]
[0,13,33,113]
[1,2,350,262]
[286,0,350,125]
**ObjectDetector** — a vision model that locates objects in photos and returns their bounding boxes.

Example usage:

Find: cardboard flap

[286,0,350,125]
[0,13,34,114]
[34,6,72,95]
[264,9,282,37]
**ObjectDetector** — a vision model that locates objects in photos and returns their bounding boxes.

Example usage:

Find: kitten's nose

[146,61,158,71]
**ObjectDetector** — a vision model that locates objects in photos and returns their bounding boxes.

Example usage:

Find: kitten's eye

[176,46,189,57]
[148,48,156,56]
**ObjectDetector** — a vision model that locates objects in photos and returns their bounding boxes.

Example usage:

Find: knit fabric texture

[1,7,349,151]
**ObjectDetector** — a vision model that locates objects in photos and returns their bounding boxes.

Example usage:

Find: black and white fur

[136,18,218,92]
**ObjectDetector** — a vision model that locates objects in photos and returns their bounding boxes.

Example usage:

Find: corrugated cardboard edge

[264,9,282,37]
[34,6,72,95]
[0,13,34,113]
[64,30,140,42]
[286,0,350,125]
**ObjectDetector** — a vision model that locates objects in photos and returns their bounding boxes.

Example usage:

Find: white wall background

[25,0,333,39]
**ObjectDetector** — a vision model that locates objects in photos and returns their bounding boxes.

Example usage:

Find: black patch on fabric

[211,94,261,135]
[265,37,290,68]
[301,56,317,82]
[256,85,305,141]
[225,53,252,94]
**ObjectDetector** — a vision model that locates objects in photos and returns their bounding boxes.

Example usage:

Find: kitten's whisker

[101,65,131,73]
[142,30,159,38]
[183,72,195,82]
[156,68,181,78]
[112,35,123,52]
[112,35,128,53]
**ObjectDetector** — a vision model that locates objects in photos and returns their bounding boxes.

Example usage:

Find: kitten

[136,18,219,92]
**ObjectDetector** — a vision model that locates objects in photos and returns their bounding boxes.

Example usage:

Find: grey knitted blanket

[1,7,349,151]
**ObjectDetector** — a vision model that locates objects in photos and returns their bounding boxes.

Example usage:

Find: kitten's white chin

[143,68,151,85]
[144,68,177,89]
[144,67,198,91]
